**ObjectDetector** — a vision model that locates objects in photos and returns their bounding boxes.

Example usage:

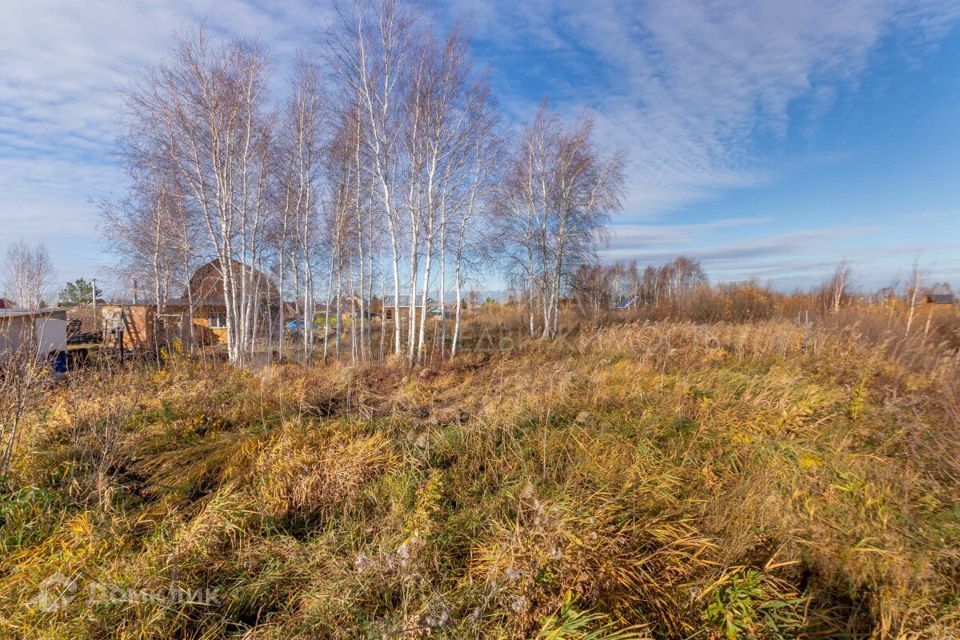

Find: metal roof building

[0,307,68,356]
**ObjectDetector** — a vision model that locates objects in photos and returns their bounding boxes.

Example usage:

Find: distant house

[0,298,15,309]
[379,295,413,321]
[104,259,282,350]
[379,296,466,321]
[925,293,955,305]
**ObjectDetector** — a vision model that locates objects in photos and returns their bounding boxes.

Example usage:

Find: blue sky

[2,0,959,294]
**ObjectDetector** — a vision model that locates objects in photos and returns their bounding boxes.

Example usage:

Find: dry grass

[0,312,958,639]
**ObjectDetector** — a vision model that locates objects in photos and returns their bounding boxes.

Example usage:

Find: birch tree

[101,166,183,353]
[1,240,54,309]
[830,261,851,313]
[128,29,275,365]
[492,105,625,338]
[449,79,499,359]
[326,0,418,358]
[276,57,326,359]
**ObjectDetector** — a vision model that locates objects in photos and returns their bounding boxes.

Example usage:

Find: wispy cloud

[603,224,878,263]
[450,0,960,213]
[607,217,772,250]
[1,0,958,287]
[0,0,329,280]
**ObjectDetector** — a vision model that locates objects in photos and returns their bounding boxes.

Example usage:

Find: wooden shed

[105,260,284,351]
[100,304,159,350]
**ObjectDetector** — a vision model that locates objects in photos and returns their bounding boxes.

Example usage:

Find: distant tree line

[571,257,708,312]
[568,256,958,328]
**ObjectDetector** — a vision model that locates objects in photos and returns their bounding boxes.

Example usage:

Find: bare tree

[101,158,188,355]
[406,26,485,363]
[450,79,499,359]
[829,261,851,313]
[126,29,275,365]
[905,258,924,337]
[2,240,54,309]
[324,111,360,361]
[632,257,707,311]
[326,0,419,359]
[571,263,612,314]
[275,57,326,360]
[491,104,625,338]
[325,1,498,365]
[0,327,52,479]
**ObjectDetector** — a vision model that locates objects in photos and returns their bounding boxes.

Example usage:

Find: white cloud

[450,0,960,214]
[1,0,958,285]
[0,0,332,278]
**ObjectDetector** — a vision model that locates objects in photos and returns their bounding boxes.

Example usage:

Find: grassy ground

[1,319,958,639]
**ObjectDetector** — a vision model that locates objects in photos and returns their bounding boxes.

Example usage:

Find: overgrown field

[1,320,959,639]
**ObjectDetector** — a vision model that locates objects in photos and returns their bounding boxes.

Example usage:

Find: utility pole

[92,277,98,338]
